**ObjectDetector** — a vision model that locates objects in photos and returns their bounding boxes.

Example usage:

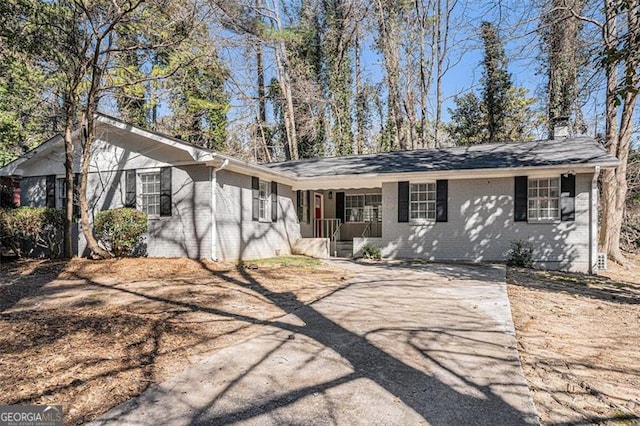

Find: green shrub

[0,183,16,208]
[507,239,534,268]
[362,244,382,260]
[94,208,147,257]
[0,207,64,258]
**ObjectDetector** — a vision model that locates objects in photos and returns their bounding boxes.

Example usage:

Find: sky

[146,0,612,147]
[217,1,585,137]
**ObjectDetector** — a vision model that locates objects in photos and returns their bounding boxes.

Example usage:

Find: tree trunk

[355,23,365,154]
[63,95,75,259]
[599,0,639,265]
[376,0,404,151]
[255,0,270,162]
[545,0,584,138]
[79,114,112,259]
[416,0,431,149]
[78,33,112,259]
[434,0,453,148]
[270,0,298,160]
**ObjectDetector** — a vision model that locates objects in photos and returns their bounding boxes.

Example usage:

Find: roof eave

[205,153,297,185]
[96,114,216,162]
[0,134,66,176]
[290,161,619,190]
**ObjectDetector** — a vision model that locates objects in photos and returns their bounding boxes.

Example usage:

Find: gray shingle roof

[265,137,619,178]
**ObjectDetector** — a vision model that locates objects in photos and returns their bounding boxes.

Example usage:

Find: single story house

[0,113,619,273]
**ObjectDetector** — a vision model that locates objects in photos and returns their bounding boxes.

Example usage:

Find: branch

[99,56,198,91]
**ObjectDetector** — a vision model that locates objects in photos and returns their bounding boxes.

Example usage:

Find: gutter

[289,163,619,191]
[590,166,601,274]
[206,153,297,185]
[210,159,229,261]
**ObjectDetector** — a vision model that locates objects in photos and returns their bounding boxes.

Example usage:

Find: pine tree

[480,21,512,142]
[447,92,485,146]
[448,21,539,145]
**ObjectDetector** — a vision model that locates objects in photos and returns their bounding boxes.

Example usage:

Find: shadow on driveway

[93,261,538,425]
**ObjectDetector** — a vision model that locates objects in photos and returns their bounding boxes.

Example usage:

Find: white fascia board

[291,163,614,190]
[0,134,66,176]
[96,115,215,162]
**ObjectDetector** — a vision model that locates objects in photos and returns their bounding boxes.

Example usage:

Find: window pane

[258,181,270,220]
[409,182,437,221]
[528,177,560,221]
[140,173,160,215]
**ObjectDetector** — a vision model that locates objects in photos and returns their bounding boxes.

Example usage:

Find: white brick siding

[74,165,212,258]
[215,170,300,261]
[377,174,593,271]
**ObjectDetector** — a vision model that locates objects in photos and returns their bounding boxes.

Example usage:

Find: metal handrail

[330,221,343,257]
[360,220,382,238]
[314,218,341,238]
[361,222,371,238]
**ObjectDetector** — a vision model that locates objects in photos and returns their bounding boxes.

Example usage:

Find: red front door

[315,193,323,237]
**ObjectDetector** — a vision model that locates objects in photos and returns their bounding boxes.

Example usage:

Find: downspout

[210,159,229,261]
[590,166,601,274]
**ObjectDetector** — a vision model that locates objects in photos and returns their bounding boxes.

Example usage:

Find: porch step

[333,241,353,258]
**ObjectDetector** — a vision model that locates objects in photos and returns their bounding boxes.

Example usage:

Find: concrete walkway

[93,261,538,425]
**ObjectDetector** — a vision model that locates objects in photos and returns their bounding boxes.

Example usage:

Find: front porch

[297,187,382,257]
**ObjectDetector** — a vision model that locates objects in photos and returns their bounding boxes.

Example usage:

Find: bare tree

[10,0,206,258]
[375,0,405,151]
[433,0,458,147]
[541,0,586,137]
[598,0,639,263]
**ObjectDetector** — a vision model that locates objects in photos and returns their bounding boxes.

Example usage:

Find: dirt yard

[507,258,640,425]
[0,256,348,425]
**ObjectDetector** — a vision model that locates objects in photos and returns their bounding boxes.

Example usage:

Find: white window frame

[345,194,364,222]
[527,177,560,222]
[409,182,436,223]
[345,193,382,223]
[259,180,271,222]
[139,171,161,217]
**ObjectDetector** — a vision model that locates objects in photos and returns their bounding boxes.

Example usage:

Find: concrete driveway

[93,261,538,425]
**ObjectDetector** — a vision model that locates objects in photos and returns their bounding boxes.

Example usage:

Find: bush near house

[94,208,147,257]
[507,239,533,268]
[0,183,16,209]
[0,207,64,258]
[362,244,382,260]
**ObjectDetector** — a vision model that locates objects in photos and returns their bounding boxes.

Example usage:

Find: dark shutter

[305,190,311,223]
[125,169,136,208]
[398,181,409,223]
[160,167,172,216]
[514,176,528,222]
[561,174,576,221]
[296,190,303,221]
[271,181,278,222]
[336,192,345,223]
[46,175,55,208]
[252,176,260,221]
[73,173,80,218]
[436,180,448,222]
